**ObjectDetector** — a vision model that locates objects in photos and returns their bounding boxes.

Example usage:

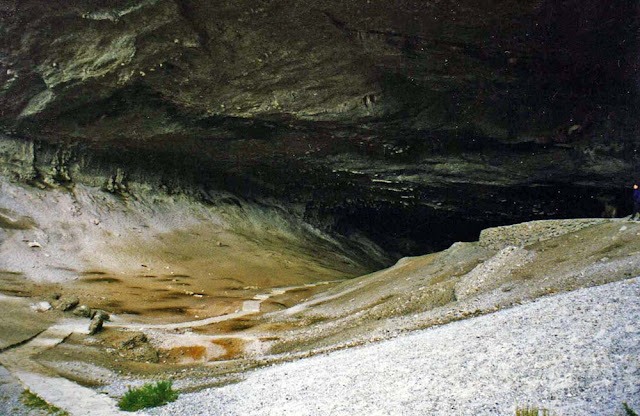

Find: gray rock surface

[147,278,640,416]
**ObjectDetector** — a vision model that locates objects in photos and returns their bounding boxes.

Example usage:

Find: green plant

[21,390,69,415]
[117,380,179,411]
[622,403,639,416]
[515,405,550,416]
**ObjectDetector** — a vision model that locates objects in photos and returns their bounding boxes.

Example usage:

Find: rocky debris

[130,345,159,363]
[116,332,159,363]
[455,246,536,300]
[53,296,79,312]
[133,344,159,363]
[120,333,147,349]
[72,305,92,318]
[478,219,614,250]
[88,311,109,335]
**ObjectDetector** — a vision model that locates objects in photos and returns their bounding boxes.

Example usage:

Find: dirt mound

[479,218,614,250]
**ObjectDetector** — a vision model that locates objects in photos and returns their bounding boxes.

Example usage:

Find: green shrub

[21,390,69,415]
[515,406,551,416]
[623,403,639,416]
[117,380,179,412]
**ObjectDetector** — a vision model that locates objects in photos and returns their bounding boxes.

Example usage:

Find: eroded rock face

[0,0,638,256]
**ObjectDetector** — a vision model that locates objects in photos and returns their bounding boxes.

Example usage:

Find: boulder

[73,305,92,318]
[88,313,107,335]
[90,309,111,321]
[53,296,79,312]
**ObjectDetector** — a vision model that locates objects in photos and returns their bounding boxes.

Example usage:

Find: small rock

[54,296,79,311]
[31,301,52,312]
[73,305,92,318]
[501,284,515,293]
[121,333,147,349]
[90,309,110,321]
[28,241,42,248]
[88,314,105,335]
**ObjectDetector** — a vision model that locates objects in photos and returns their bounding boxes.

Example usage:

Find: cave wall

[0,0,639,257]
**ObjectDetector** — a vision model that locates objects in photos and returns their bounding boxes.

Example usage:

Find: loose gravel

[146,278,640,416]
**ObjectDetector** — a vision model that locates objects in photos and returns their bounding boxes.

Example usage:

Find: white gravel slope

[147,279,640,416]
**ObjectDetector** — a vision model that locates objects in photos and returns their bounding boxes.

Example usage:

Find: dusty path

[0,319,128,416]
[147,278,640,416]
[281,285,359,316]
[107,280,343,331]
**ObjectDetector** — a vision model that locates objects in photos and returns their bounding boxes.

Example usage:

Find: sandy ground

[146,278,640,416]
[0,177,373,323]
[0,294,56,350]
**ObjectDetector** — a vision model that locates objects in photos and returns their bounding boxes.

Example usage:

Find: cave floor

[2,178,640,414]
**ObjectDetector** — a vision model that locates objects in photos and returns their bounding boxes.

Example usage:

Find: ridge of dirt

[479,218,615,250]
